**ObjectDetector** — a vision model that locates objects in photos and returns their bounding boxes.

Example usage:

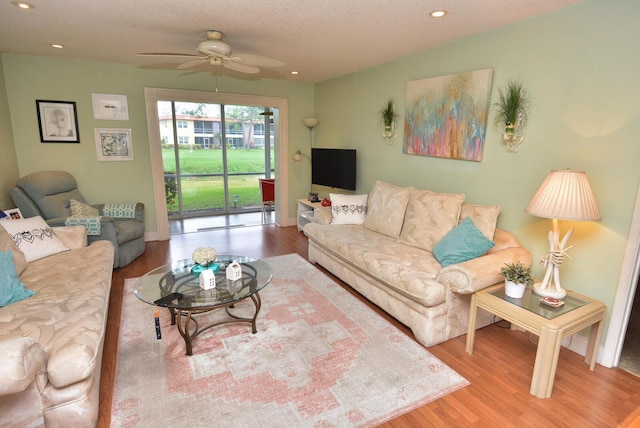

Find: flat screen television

[311,148,356,191]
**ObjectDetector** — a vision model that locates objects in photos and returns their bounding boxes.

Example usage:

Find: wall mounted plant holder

[380,99,399,144]
[493,80,530,153]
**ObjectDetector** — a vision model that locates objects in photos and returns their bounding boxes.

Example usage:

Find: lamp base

[532,282,566,300]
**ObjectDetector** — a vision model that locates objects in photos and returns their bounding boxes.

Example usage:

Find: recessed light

[290,71,299,75]
[51,44,64,49]
[430,10,447,18]
[12,1,35,9]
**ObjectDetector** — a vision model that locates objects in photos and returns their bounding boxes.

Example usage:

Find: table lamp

[525,169,601,299]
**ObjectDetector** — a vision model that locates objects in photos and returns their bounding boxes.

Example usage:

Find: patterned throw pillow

[398,188,465,252]
[103,203,137,218]
[433,217,495,266]
[330,193,368,225]
[459,203,501,240]
[70,199,100,217]
[0,250,35,306]
[0,216,69,262]
[363,181,412,238]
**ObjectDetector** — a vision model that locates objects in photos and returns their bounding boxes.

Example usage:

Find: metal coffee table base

[167,292,262,356]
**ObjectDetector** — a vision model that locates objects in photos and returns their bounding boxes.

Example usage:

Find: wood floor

[98,225,640,427]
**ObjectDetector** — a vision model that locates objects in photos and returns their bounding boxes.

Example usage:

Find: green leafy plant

[380,99,399,128]
[500,261,534,286]
[493,80,530,130]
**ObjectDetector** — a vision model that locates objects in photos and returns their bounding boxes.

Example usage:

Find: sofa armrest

[437,247,532,294]
[52,226,88,249]
[45,217,67,227]
[0,337,48,396]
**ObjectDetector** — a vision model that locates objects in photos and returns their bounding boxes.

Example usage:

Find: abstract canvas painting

[404,69,493,161]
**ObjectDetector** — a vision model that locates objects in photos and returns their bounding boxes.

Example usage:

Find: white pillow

[0,216,69,262]
[330,193,368,225]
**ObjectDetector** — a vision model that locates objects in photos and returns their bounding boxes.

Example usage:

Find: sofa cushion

[0,240,114,388]
[0,227,27,275]
[15,171,86,220]
[304,223,446,306]
[0,250,35,306]
[433,217,495,267]
[398,189,465,252]
[0,216,69,262]
[330,193,368,225]
[459,203,501,240]
[363,181,412,238]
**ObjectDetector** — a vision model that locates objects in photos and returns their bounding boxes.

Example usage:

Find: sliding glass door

[157,101,276,218]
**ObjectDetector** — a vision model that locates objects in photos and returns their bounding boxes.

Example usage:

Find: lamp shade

[526,169,602,221]
[303,118,319,129]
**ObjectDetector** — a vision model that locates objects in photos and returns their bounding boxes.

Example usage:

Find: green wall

[313,0,640,333]
[0,56,315,233]
[0,56,19,209]
[1,0,638,341]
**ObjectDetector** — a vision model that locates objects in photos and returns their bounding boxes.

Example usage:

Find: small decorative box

[199,269,216,290]
[226,260,242,281]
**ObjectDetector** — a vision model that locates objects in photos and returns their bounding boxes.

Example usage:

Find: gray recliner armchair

[10,170,145,268]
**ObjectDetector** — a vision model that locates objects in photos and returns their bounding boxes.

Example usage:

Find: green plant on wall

[493,80,530,153]
[379,99,399,144]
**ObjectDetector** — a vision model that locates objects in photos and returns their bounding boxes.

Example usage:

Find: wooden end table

[465,284,606,398]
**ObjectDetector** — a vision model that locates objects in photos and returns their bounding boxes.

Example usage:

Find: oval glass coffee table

[134,255,273,355]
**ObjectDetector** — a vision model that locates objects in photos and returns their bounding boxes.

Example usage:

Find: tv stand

[297,199,323,231]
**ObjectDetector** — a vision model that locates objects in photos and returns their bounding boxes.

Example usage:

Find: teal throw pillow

[433,217,495,267]
[0,250,35,306]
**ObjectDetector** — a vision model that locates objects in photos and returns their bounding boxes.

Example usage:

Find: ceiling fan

[137,30,285,75]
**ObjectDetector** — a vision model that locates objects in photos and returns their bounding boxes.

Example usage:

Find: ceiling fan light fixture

[198,39,232,56]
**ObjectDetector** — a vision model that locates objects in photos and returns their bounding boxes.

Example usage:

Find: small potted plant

[500,261,534,298]
[379,99,399,140]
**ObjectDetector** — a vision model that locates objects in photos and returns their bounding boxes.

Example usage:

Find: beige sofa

[0,224,114,428]
[304,180,532,347]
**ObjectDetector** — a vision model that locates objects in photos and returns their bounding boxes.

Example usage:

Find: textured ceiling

[0,0,584,83]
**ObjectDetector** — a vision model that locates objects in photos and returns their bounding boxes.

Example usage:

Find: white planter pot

[505,280,526,298]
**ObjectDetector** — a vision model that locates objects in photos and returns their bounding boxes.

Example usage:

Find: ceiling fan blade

[223,62,260,74]
[178,58,208,69]
[233,53,286,68]
[136,52,199,58]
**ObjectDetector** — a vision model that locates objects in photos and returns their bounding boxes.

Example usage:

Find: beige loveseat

[0,223,114,427]
[304,180,532,347]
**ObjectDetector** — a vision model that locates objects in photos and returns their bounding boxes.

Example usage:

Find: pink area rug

[111,253,467,427]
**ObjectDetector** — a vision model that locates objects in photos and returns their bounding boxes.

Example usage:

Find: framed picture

[94,128,134,161]
[36,100,80,143]
[0,208,23,220]
[91,93,129,120]
[403,68,493,162]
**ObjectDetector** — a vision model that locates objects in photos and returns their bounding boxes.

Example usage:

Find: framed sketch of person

[36,100,80,143]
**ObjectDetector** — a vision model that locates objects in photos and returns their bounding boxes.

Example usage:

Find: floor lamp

[525,169,601,299]
[293,118,318,162]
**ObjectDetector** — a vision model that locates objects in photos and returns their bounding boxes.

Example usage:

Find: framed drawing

[94,128,134,161]
[0,208,24,220]
[36,100,80,143]
[91,93,129,120]
[403,68,493,162]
